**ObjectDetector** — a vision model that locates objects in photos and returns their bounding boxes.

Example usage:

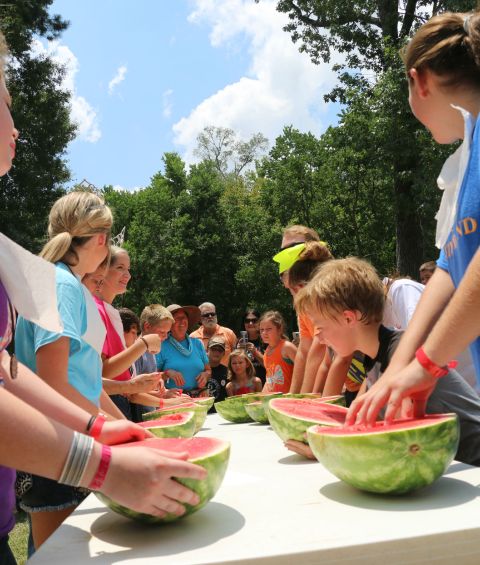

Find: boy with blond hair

[293,257,480,465]
[135,304,174,376]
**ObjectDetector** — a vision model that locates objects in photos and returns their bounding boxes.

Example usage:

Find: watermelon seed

[409,444,421,455]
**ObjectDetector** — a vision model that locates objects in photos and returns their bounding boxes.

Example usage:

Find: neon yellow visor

[273,243,306,274]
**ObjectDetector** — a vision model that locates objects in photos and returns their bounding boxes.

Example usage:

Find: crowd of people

[2,7,480,564]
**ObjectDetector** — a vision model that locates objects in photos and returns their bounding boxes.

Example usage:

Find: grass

[9,510,29,565]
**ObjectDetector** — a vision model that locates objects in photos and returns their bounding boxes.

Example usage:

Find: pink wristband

[88,414,107,439]
[415,346,457,378]
[88,444,112,490]
[158,399,164,409]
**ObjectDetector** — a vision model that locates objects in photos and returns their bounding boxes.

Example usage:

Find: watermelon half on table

[142,402,208,433]
[307,414,459,494]
[268,398,347,442]
[137,412,196,438]
[96,436,230,523]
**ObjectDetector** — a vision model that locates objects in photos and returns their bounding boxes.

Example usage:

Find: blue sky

[39,0,341,190]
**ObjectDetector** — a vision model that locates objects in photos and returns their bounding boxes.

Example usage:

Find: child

[207,336,228,407]
[349,10,480,426]
[226,349,262,396]
[119,307,141,348]
[418,261,436,285]
[260,311,297,393]
[294,257,480,466]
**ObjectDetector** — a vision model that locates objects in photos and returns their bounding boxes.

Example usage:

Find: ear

[96,233,107,247]
[342,310,359,326]
[409,68,430,99]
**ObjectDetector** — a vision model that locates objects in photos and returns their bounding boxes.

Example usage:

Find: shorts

[110,394,133,420]
[19,474,89,513]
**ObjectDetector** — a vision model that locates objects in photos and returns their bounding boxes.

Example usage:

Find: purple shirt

[0,280,16,537]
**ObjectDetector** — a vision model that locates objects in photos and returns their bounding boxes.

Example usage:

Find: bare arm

[312,350,331,393]
[289,336,312,393]
[101,336,156,379]
[323,354,352,397]
[301,338,326,393]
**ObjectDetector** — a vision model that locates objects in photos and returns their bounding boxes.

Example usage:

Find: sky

[37,0,342,191]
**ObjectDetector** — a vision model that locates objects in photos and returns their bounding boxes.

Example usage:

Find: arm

[289,336,312,393]
[312,350,332,393]
[254,377,263,392]
[301,338,326,393]
[322,354,352,397]
[101,334,161,379]
[196,364,212,389]
[99,388,126,420]
[282,340,297,363]
[226,382,234,397]
[102,372,163,395]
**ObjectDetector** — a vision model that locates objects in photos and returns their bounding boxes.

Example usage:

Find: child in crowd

[292,257,480,465]
[226,349,262,396]
[206,337,228,408]
[260,311,297,393]
[349,10,480,425]
[418,261,437,285]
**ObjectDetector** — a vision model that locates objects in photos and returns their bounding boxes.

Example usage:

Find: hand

[100,446,207,518]
[164,388,183,398]
[98,419,154,445]
[285,440,316,460]
[196,371,210,389]
[246,342,256,353]
[346,358,438,427]
[129,372,163,394]
[165,370,185,387]
[140,334,162,355]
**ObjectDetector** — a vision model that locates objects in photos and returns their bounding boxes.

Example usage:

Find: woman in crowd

[238,308,266,384]
[156,304,211,397]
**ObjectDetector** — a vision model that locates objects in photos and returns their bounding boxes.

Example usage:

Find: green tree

[0,1,75,251]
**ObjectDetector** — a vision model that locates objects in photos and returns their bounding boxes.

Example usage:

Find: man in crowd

[190,302,236,366]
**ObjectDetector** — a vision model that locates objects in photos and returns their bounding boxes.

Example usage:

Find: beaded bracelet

[88,444,112,491]
[58,432,95,487]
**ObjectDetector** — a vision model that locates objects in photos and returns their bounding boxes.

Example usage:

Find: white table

[31,414,480,564]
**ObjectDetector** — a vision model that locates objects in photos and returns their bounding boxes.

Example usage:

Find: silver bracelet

[58,432,95,487]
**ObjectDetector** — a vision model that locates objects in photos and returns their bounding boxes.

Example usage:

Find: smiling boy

[293,257,480,466]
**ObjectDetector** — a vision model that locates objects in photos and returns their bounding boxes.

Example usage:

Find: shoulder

[220,326,236,341]
[282,340,296,355]
[390,279,424,297]
[190,327,203,338]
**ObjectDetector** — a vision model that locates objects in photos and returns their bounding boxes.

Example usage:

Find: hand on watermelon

[346,358,437,426]
[98,419,155,445]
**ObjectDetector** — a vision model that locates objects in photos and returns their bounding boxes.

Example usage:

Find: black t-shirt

[363,325,403,377]
[207,364,228,409]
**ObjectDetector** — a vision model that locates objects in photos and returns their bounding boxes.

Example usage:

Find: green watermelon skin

[215,397,253,423]
[194,397,215,410]
[307,415,460,495]
[245,401,269,424]
[268,398,347,442]
[142,403,208,434]
[96,438,230,523]
[140,412,196,438]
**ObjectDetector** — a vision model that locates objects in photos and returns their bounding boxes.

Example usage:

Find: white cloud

[173,0,341,163]
[112,184,141,192]
[31,39,101,143]
[162,89,173,118]
[108,65,127,95]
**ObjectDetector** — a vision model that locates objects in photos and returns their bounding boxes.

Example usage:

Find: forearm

[102,340,146,379]
[323,355,351,397]
[387,268,455,369]
[301,339,326,393]
[423,249,480,366]
[289,339,310,393]
[129,392,162,407]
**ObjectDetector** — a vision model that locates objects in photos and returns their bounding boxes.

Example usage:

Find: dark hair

[242,308,260,325]
[288,241,334,287]
[403,11,480,90]
[118,308,140,332]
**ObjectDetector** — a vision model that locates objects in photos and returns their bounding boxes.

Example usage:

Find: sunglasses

[201,312,217,318]
[245,318,258,324]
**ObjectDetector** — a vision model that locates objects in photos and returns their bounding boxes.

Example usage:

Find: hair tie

[464,14,472,34]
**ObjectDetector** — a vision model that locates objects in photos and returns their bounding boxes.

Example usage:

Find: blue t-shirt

[437,120,480,385]
[156,335,208,391]
[15,263,102,405]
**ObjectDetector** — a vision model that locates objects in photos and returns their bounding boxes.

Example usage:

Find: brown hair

[227,349,255,382]
[259,310,288,338]
[419,260,437,273]
[118,308,140,333]
[294,257,385,325]
[288,241,334,287]
[403,11,480,89]
[282,225,320,243]
[40,191,113,266]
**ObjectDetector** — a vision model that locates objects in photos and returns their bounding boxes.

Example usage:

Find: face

[208,346,224,366]
[309,310,358,357]
[259,320,281,345]
[124,324,140,348]
[200,306,217,329]
[82,265,107,295]
[145,320,172,341]
[419,270,433,285]
[0,77,18,176]
[230,355,247,375]
[244,313,259,334]
[104,251,131,295]
[171,309,189,340]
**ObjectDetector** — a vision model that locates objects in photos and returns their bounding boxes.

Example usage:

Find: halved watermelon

[137,412,195,438]
[142,402,208,433]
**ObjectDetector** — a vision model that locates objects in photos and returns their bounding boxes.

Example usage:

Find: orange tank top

[263,339,294,393]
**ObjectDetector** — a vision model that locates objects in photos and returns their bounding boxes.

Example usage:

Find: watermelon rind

[142,403,208,433]
[141,412,196,438]
[194,397,215,410]
[96,437,230,523]
[268,398,347,442]
[245,401,269,424]
[307,414,460,495]
[215,396,254,423]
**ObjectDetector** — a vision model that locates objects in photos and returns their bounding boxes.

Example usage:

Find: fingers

[413,397,428,419]
[164,459,208,482]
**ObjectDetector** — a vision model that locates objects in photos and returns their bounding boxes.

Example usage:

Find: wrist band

[415,346,457,378]
[158,399,164,409]
[89,444,112,491]
[88,414,107,439]
[139,336,149,351]
[58,432,95,487]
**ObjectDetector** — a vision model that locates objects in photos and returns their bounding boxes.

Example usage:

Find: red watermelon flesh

[137,413,192,428]
[309,415,453,435]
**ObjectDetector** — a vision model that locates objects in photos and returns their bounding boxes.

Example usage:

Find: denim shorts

[19,474,89,513]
